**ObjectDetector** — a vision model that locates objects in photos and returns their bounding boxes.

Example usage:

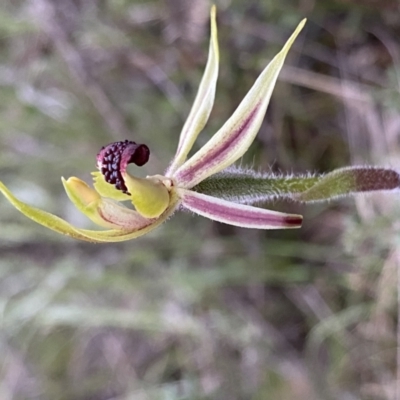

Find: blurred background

[1,0,400,399]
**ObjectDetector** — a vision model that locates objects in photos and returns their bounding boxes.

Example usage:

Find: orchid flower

[2,8,399,243]
[0,8,305,243]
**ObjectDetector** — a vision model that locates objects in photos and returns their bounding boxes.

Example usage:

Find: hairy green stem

[192,166,400,204]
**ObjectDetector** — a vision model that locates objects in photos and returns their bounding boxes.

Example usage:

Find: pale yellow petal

[166,5,219,176]
[175,19,306,188]
[92,171,131,201]
[0,181,178,243]
[123,174,170,218]
[62,177,154,230]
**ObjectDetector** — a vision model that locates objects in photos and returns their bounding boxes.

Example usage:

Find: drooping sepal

[174,19,306,188]
[0,180,158,242]
[0,179,180,243]
[178,188,302,229]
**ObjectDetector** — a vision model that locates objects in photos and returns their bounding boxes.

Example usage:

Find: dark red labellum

[96,140,150,194]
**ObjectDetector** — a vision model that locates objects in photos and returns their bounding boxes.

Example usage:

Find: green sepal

[175,19,307,188]
[0,180,177,243]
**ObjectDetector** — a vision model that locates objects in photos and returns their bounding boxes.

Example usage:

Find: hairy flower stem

[192,169,319,202]
[193,166,400,204]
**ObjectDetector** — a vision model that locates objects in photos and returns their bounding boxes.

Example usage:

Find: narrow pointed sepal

[175,19,306,188]
[0,180,180,242]
[166,5,219,176]
[178,188,302,229]
[0,181,160,242]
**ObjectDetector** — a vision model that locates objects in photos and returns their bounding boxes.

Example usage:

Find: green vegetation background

[1,0,400,399]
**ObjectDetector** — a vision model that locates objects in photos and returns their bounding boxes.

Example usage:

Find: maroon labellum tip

[96,140,150,193]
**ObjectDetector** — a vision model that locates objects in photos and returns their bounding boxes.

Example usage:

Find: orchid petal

[179,189,302,229]
[123,174,170,218]
[92,171,131,202]
[0,181,178,243]
[175,19,306,188]
[166,5,219,176]
[94,168,171,219]
[62,177,154,229]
